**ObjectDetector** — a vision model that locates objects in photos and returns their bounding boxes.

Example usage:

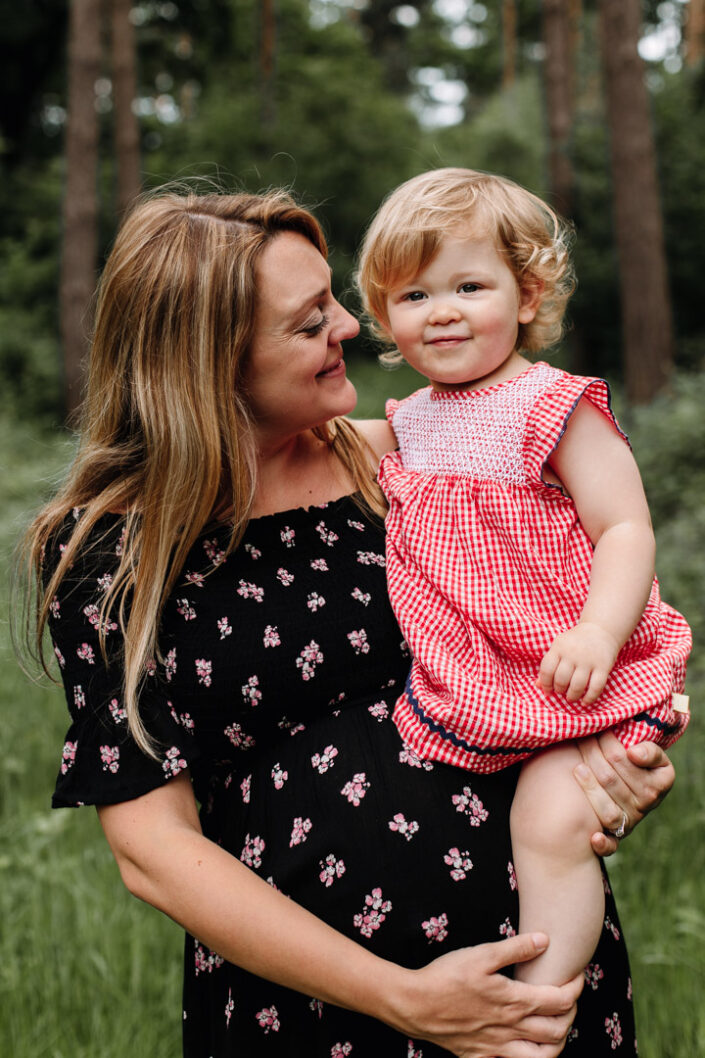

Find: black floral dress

[48,496,637,1056]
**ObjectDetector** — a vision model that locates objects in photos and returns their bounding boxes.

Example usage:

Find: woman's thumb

[486,932,549,972]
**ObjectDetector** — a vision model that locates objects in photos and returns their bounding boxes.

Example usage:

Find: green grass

[1,370,703,1057]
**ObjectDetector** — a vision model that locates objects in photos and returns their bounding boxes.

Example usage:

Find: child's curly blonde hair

[357,167,575,362]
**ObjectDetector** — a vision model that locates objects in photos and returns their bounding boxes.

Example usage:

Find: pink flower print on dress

[604,1012,623,1050]
[289,816,313,847]
[49,596,61,619]
[194,941,225,975]
[354,887,392,938]
[452,785,489,826]
[627,977,632,1001]
[422,913,449,944]
[77,642,95,664]
[203,538,226,566]
[443,847,473,881]
[115,524,127,555]
[280,526,296,548]
[108,698,127,724]
[399,744,434,771]
[499,917,516,938]
[145,657,157,678]
[368,701,389,722]
[54,645,66,669]
[97,572,113,593]
[319,854,346,888]
[604,916,621,941]
[388,813,419,842]
[176,598,197,621]
[316,521,339,546]
[351,587,371,606]
[241,774,251,803]
[603,875,613,895]
[263,624,281,648]
[309,997,324,1019]
[224,988,234,1027]
[507,861,517,891]
[100,744,120,773]
[165,647,177,682]
[356,550,385,566]
[238,579,265,602]
[242,542,261,561]
[347,519,365,531]
[400,639,410,657]
[83,603,118,635]
[330,1044,353,1057]
[296,640,323,680]
[162,746,187,777]
[567,1027,579,1043]
[185,571,205,589]
[195,658,212,687]
[217,617,232,640]
[310,558,329,572]
[224,722,256,751]
[311,744,338,774]
[347,629,370,655]
[271,763,288,789]
[73,685,86,710]
[407,1042,423,1058]
[307,591,326,612]
[241,833,266,869]
[277,568,295,587]
[340,772,370,806]
[61,740,77,774]
[242,675,262,706]
[584,963,605,991]
[256,1005,280,1034]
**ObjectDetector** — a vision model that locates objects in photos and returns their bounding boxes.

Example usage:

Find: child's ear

[518,278,544,324]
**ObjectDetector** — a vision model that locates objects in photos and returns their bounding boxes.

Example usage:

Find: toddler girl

[357,167,691,987]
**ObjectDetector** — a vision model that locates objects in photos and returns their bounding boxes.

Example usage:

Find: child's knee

[511,746,600,861]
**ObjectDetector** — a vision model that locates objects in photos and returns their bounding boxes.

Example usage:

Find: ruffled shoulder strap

[385,397,401,427]
[523,370,629,489]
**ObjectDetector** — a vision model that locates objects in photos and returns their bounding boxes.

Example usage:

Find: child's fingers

[580,669,609,705]
[564,667,591,702]
[537,650,559,691]
[550,657,577,696]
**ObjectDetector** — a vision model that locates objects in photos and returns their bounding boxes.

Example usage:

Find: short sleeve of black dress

[46,512,199,807]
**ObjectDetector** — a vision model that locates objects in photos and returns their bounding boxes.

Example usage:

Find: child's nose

[428,299,461,324]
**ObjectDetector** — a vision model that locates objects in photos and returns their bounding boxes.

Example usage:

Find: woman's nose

[331,302,360,343]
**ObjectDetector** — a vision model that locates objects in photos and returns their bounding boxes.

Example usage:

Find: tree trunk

[684,0,705,67]
[259,0,276,125]
[598,0,674,404]
[542,0,577,218]
[60,0,101,419]
[502,0,517,90]
[111,0,141,216]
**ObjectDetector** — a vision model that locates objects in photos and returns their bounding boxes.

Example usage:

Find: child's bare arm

[537,398,655,704]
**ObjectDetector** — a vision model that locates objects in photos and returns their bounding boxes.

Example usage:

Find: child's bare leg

[511,743,605,985]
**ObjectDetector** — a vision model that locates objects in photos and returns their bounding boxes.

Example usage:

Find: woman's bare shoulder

[350,418,397,460]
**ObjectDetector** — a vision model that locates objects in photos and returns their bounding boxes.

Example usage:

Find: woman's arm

[574,733,675,855]
[98,772,581,1057]
[538,399,656,704]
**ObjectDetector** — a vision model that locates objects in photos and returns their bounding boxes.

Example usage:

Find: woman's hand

[572,732,675,855]
[388,932,582,1057]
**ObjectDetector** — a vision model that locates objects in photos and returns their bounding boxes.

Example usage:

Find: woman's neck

[250,429,353,518]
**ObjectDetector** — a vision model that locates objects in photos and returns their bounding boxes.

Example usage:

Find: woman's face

[244,231,360,448]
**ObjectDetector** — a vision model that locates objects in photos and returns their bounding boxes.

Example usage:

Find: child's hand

[537,622,620,704]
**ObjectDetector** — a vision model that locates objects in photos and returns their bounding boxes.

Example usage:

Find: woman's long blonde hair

[22,189,383,755]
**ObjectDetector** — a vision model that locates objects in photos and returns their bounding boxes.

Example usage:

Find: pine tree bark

[598,0,674,404]
[542,0,577,218]
[685,0,705,67]
[60,0,101,419]
[111,0,141,216]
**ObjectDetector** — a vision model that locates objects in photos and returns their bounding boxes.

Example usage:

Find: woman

[24,189,674,1056]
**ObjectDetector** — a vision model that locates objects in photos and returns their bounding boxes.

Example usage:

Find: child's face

[384,232,540,392]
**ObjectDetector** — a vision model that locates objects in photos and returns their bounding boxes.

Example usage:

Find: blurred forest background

[1,1,704,1056]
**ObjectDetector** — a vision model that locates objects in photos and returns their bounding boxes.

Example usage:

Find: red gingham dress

[379,361,691,773]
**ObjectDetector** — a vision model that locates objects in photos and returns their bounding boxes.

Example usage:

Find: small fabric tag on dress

[672,693,690,714]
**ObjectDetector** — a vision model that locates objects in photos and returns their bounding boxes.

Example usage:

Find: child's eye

[302,314,329,336]
[459,282,480,294]
[402,291,426,302]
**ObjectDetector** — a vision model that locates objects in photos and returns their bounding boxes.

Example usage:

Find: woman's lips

[316,357,345,378]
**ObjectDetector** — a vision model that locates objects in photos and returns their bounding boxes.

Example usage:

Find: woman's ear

[518,277,544,324]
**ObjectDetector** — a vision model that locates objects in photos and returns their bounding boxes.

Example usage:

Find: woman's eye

[303,314,329,336]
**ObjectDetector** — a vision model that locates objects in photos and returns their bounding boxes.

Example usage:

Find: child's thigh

[511,743,601,858]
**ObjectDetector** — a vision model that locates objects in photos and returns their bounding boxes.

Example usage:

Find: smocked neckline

[429,361,548,401]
